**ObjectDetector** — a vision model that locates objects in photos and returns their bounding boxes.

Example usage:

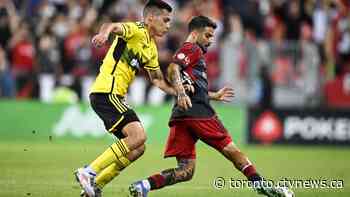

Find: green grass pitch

[0,139,349,197]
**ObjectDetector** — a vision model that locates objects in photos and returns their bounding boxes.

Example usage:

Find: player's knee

[128,129,147,147]
[122,122,147,146]
[127,144,146,162]
[138,144,146,156]
[136,131,147,145]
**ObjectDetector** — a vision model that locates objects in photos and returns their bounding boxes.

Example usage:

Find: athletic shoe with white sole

[74,168,96,197]
[129,181,150,197]
[256,182,294,197]
[80,187,102,197]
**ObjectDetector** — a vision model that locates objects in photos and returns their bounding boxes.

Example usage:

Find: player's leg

[86,121,146,173]
[95,144,146,188]
[129,121,198,197]
[88,94,147,173]
[220,142,294,197]
[221,142,261,182]
[75,94,147,197]
[129,158,196,197]
[80,144,146,197]
[189,116,262,182]
[191,116,294,197]
[76,124,146,197]
[148,158,195,188]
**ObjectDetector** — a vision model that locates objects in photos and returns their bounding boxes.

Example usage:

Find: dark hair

[0,8,8,18]
[188,15,217,32]
[143,0,172,17]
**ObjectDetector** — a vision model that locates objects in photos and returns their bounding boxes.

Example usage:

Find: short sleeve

[172,43,201,69]
[143,54,159,70]
[144,43,160,70]
[120,22,139,40]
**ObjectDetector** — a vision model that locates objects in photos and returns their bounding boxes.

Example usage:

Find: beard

[196,42,210,53]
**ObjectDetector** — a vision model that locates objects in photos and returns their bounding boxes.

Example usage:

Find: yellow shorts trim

[108,115,125,132]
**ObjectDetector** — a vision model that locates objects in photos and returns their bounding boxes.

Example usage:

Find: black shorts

[90,93,140,139]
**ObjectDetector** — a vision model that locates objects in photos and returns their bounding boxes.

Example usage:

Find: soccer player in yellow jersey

[74,1,187,197]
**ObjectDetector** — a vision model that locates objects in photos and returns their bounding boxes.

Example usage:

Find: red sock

[148,174,166,190]
[241,164,262,182]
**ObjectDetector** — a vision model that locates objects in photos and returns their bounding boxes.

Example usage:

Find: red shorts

[164,116,233,159]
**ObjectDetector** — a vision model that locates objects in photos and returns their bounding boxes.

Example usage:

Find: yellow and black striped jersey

[91,22,159,96]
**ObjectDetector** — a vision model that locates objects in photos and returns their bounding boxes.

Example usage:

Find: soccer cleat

[129,181,149,197]
[74,168,96,197]
[80,190,85,197]
[80,187,102,197]
[255,184,294,197]
[275,186,295,197]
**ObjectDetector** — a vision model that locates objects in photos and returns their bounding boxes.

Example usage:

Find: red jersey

[170,42,215,121]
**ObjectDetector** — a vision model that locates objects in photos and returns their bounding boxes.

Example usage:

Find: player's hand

[92,33,108,47]
[183,84,195,94]
[177,92,192,110]
[212,86,235,102]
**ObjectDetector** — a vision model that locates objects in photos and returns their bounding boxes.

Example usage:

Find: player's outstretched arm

[167,63,192,110]
[91,23,124,47]
[209,86,235,102]
[147,68,177,96]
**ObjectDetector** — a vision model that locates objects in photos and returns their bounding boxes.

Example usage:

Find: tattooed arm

[147,68,177,96]
[167,63,192,110]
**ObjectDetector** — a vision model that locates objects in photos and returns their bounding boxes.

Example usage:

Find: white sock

[84,166,96,176]
[142,180,151,191]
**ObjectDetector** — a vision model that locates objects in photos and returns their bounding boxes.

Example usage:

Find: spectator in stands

[259,65,273,109]
[299,22,321,106]
[313,0,328,61]
[325,0,350,77]
[0,1,19,49]
[282,0,303,41]
[0,45,15,97]
[219,11,245,103]
[0,0,344,108]
[37,32,62,75]
[9,21,38,98]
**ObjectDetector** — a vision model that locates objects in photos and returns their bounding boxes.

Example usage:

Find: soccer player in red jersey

[129,16,294,197]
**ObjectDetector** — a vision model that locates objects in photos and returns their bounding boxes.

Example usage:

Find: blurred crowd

[0,0,349,108]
